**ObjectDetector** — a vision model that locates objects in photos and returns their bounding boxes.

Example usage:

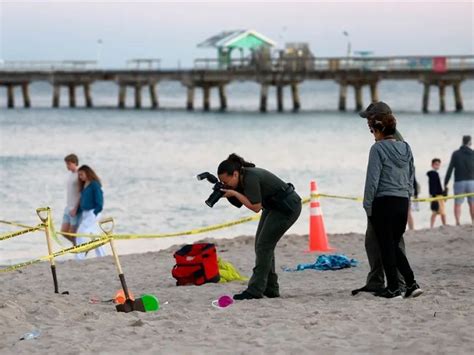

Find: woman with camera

[363,114,423,299]
[218,153,302,300]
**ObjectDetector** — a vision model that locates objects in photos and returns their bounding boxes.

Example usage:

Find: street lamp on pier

[96,39,103,67]
[343,31,351,58]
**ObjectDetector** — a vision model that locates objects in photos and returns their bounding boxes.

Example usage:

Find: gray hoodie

[363,140,414,216]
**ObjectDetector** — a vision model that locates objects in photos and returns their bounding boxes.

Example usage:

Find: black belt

[264,183,298,211]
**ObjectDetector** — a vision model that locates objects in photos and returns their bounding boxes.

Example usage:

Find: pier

[1,55,473,112]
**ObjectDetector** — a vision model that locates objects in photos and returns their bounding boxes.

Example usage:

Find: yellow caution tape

[2,191,474,273]
[0,225,44,242]
[315,193,363,202]
[112,214,262,240]
[40,191,474,241]
[0,219,44,230]
[1,192,473,245]
[0,237,111,273]
[311,192,474,203]
[48,217,65,248]
[58,230,106,239]
[413,193,474,203]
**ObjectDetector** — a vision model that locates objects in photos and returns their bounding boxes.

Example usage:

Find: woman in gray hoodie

[363,113,423,299]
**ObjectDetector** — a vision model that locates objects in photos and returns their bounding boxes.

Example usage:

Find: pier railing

[126,59,161,70]
[1,55,473,112]
[194,55,474,72]
[0,60,97,71]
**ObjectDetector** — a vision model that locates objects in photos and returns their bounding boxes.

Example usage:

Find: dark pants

[371,196,415,291]
[247,193,302,297]
[365,218,407,289]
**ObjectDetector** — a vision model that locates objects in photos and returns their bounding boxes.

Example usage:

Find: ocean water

[0,80,473,264]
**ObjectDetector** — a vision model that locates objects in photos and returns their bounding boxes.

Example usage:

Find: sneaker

[375,288,403,299]
[233,290,263,301]
[351,285,385,296]
[404,282,423,298]
[263,290,280,298]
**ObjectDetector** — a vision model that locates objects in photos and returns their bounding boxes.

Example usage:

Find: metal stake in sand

[99,218,147,313]
[36,207,68,294]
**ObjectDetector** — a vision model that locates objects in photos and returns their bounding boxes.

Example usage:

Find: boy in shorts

[61,154,81,245]
[427,158,447,228]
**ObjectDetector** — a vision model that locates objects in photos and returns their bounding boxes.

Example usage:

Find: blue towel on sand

[284,254,357,272]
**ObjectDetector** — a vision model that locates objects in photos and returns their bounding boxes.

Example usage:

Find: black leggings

[371,196,415,291]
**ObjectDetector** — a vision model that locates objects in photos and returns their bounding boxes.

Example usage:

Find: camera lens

[205,189,225,208]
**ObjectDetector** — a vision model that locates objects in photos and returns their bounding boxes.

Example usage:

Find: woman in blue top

[75,165,106,259]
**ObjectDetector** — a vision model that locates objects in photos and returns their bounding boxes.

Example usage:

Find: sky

[0,1,472,68]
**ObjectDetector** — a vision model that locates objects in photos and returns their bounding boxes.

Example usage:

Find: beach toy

[140,294,160,312]
[99,217,156,313]
[114,289,135,304]
[212,295,234,309]
[306,180,334,253]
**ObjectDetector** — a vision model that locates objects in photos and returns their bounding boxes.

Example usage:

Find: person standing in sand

[217,154,302,300]
[352,102,407,296]
[444,135,474,225]
[427,158,447,228]
[75,165,106,259]
[363,112,422,299]
[61,154,81,246]
[407,176,420,230]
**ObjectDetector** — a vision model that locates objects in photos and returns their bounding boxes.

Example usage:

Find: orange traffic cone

[306,180,334,253]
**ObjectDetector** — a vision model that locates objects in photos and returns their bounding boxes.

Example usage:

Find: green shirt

[242,167,288,206]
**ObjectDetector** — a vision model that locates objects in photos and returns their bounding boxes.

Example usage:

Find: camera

[197,172,225,208]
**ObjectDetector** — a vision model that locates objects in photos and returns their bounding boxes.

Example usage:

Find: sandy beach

[1,224,473,354]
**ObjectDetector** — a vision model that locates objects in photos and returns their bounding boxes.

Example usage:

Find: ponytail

[217,153,255,175]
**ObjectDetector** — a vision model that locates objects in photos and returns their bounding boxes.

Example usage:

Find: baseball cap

[359,101,392,118]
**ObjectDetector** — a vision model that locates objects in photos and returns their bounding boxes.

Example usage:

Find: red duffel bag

[171,243,220,286]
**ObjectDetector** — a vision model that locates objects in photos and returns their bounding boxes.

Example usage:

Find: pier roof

[198,30,276,50]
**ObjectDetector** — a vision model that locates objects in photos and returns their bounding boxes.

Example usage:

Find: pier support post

[370,82,379,103]
[354,84,363,112]
[118,85,126,109]
[149,84,158,109]
[134,84,142,109]
[277,85,284,112]
[338,83,347,111]
[259,84,268,113]
[7,84,15,108]
[438,83,446,113]
[53,84,60,108]
[422,83,430,113]
[291,83,300,112]
[68,84,76,108]
[21,83,31,108]
[186,86,195,111]
[218,84,227,111]
[84,84,93,108]
[453,82,463,112]
[203,86,210,111]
